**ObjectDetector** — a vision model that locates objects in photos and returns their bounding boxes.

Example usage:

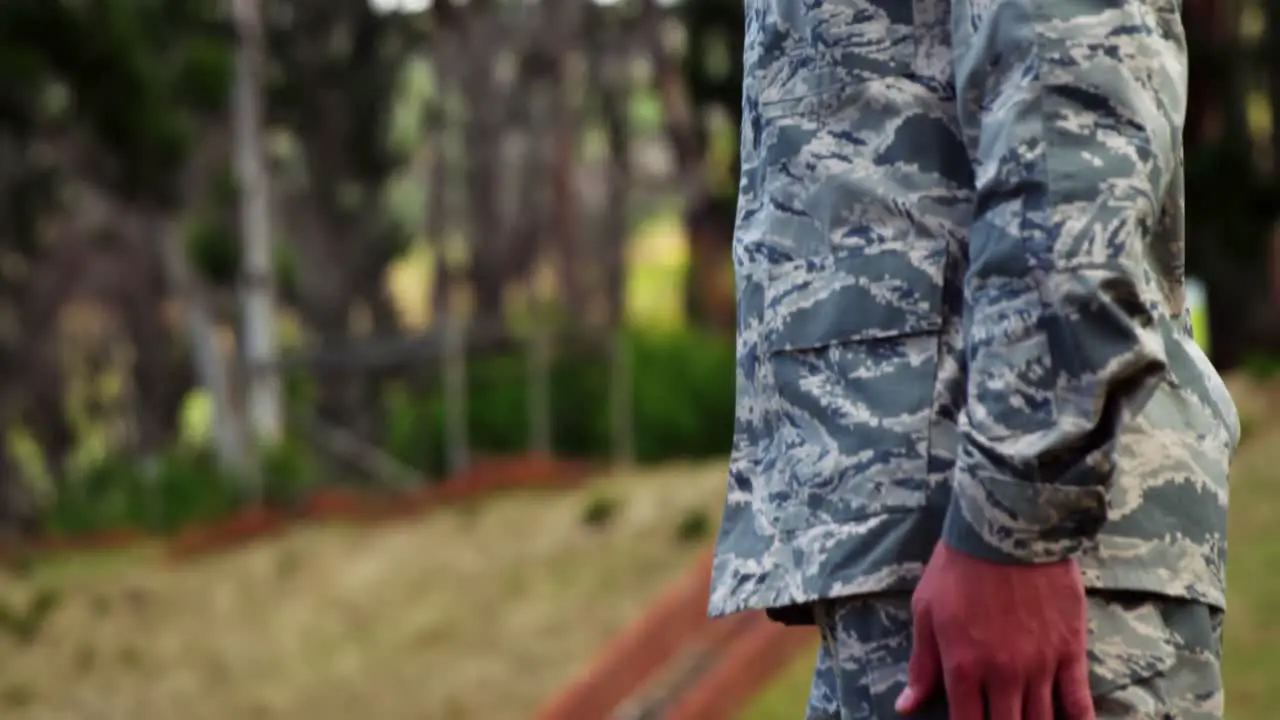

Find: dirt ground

[0,461,728,720]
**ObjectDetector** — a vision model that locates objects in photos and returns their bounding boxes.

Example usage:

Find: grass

[740,374,1280,719]
[0,460,728,720]
[738,641,820,720]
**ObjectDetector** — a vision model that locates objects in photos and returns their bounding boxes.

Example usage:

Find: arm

[941,0,1185,564]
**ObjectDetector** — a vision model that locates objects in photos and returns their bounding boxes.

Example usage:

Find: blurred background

[0,0,1276,718]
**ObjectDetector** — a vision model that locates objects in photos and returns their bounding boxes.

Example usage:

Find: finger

[1055,654,1097,720]
[895,607,942,714]
[1024,680,1054,720]
[984,678,1024,720]
[942,671,984,720]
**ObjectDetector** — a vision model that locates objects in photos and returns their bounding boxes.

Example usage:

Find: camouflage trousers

[806,593,1223,719]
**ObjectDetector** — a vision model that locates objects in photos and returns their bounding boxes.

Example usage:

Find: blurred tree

[0,0,250,487]
[679,0,742,334]
[1183,0,1280,367]
[587,1,637,465]
[267,0,418,434]
[232,0,284,446]
[0,4,73,529]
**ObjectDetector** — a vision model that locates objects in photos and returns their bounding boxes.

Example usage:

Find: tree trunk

[425,66,451,327]
[427,41,469,476]
[442,304,470,476]
[519,79,556,457]
[593,13,635,467]
[1268,0,1280,177]
[637,0,735,333]
[153,211,251,478]
[548,0,587,321]
[684,198,737,333]
[232,0,283,444]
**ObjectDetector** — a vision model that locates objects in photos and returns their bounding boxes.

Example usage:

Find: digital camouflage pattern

[709,0,1241,621]
[805,593,1224,719]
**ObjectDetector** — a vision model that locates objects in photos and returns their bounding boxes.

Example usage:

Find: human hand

[894,542,1095,720]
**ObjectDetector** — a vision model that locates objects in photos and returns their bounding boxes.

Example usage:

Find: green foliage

[680,0,745,203]
[631,330,736,461]
[187,204,305,292]
[274,241,302,299]
[258,439,328,508]
[187,215,239,285]
[380,328,736,475]
[43,450,232,536]
[581,495,620,529]
[40,439,323,537]
[0,588,61,646]
[674,507,712,544]
[34,328,732,537]
[172,33,234,115]
[1242,353,1280,381]
[1184,140,1277,274]
[0,0,233,206]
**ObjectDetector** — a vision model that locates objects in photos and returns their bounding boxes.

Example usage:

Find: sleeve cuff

[942,450,1110,565]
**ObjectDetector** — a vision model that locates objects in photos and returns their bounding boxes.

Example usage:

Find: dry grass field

[0,462,727,720]
[5,375,1279,720]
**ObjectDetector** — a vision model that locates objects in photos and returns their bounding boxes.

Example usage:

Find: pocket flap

[1086,596,1179,697]
[764,249,945,353]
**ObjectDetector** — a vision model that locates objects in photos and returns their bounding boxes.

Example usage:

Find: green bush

[1243,353,1280,381]
[674,507,712,544]
[259,439,328,508]
[41,439,324,537]
[380,327,735,474]
[581,495,620,529]
[38,327,735,536]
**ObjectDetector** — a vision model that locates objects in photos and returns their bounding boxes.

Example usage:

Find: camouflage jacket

[709,0,1241,623]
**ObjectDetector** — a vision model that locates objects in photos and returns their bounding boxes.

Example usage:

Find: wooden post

[528,309,553,457]
[442,286,470,477]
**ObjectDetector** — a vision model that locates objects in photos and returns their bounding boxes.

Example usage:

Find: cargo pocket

[1086,592,1226,720]
[762,249,944,532]
[1087,595,1179,701]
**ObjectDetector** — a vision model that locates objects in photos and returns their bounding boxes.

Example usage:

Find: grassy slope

[0,461,727,720]
[741,375,1280,719]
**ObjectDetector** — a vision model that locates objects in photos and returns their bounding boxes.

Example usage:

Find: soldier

[707,1,1241,719]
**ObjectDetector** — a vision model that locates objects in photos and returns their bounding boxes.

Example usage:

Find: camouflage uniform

[806,594,1224,719]
[709,0,1240,714]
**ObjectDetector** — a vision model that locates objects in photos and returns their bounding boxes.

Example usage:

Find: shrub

[581,495,620,529]
[380,327,735,475]
[674,508,712,544]
[37,326,735,537]
[41,439,324,537]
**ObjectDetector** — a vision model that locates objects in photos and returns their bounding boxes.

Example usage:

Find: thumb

[896,605,942,714]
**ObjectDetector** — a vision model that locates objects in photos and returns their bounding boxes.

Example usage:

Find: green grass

[737,641,819,720]
[12,545,160,587]
[740,375,1280,719]
[1215,378,1280,717]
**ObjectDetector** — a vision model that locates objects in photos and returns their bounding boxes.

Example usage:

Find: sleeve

[940,0,1186,564]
